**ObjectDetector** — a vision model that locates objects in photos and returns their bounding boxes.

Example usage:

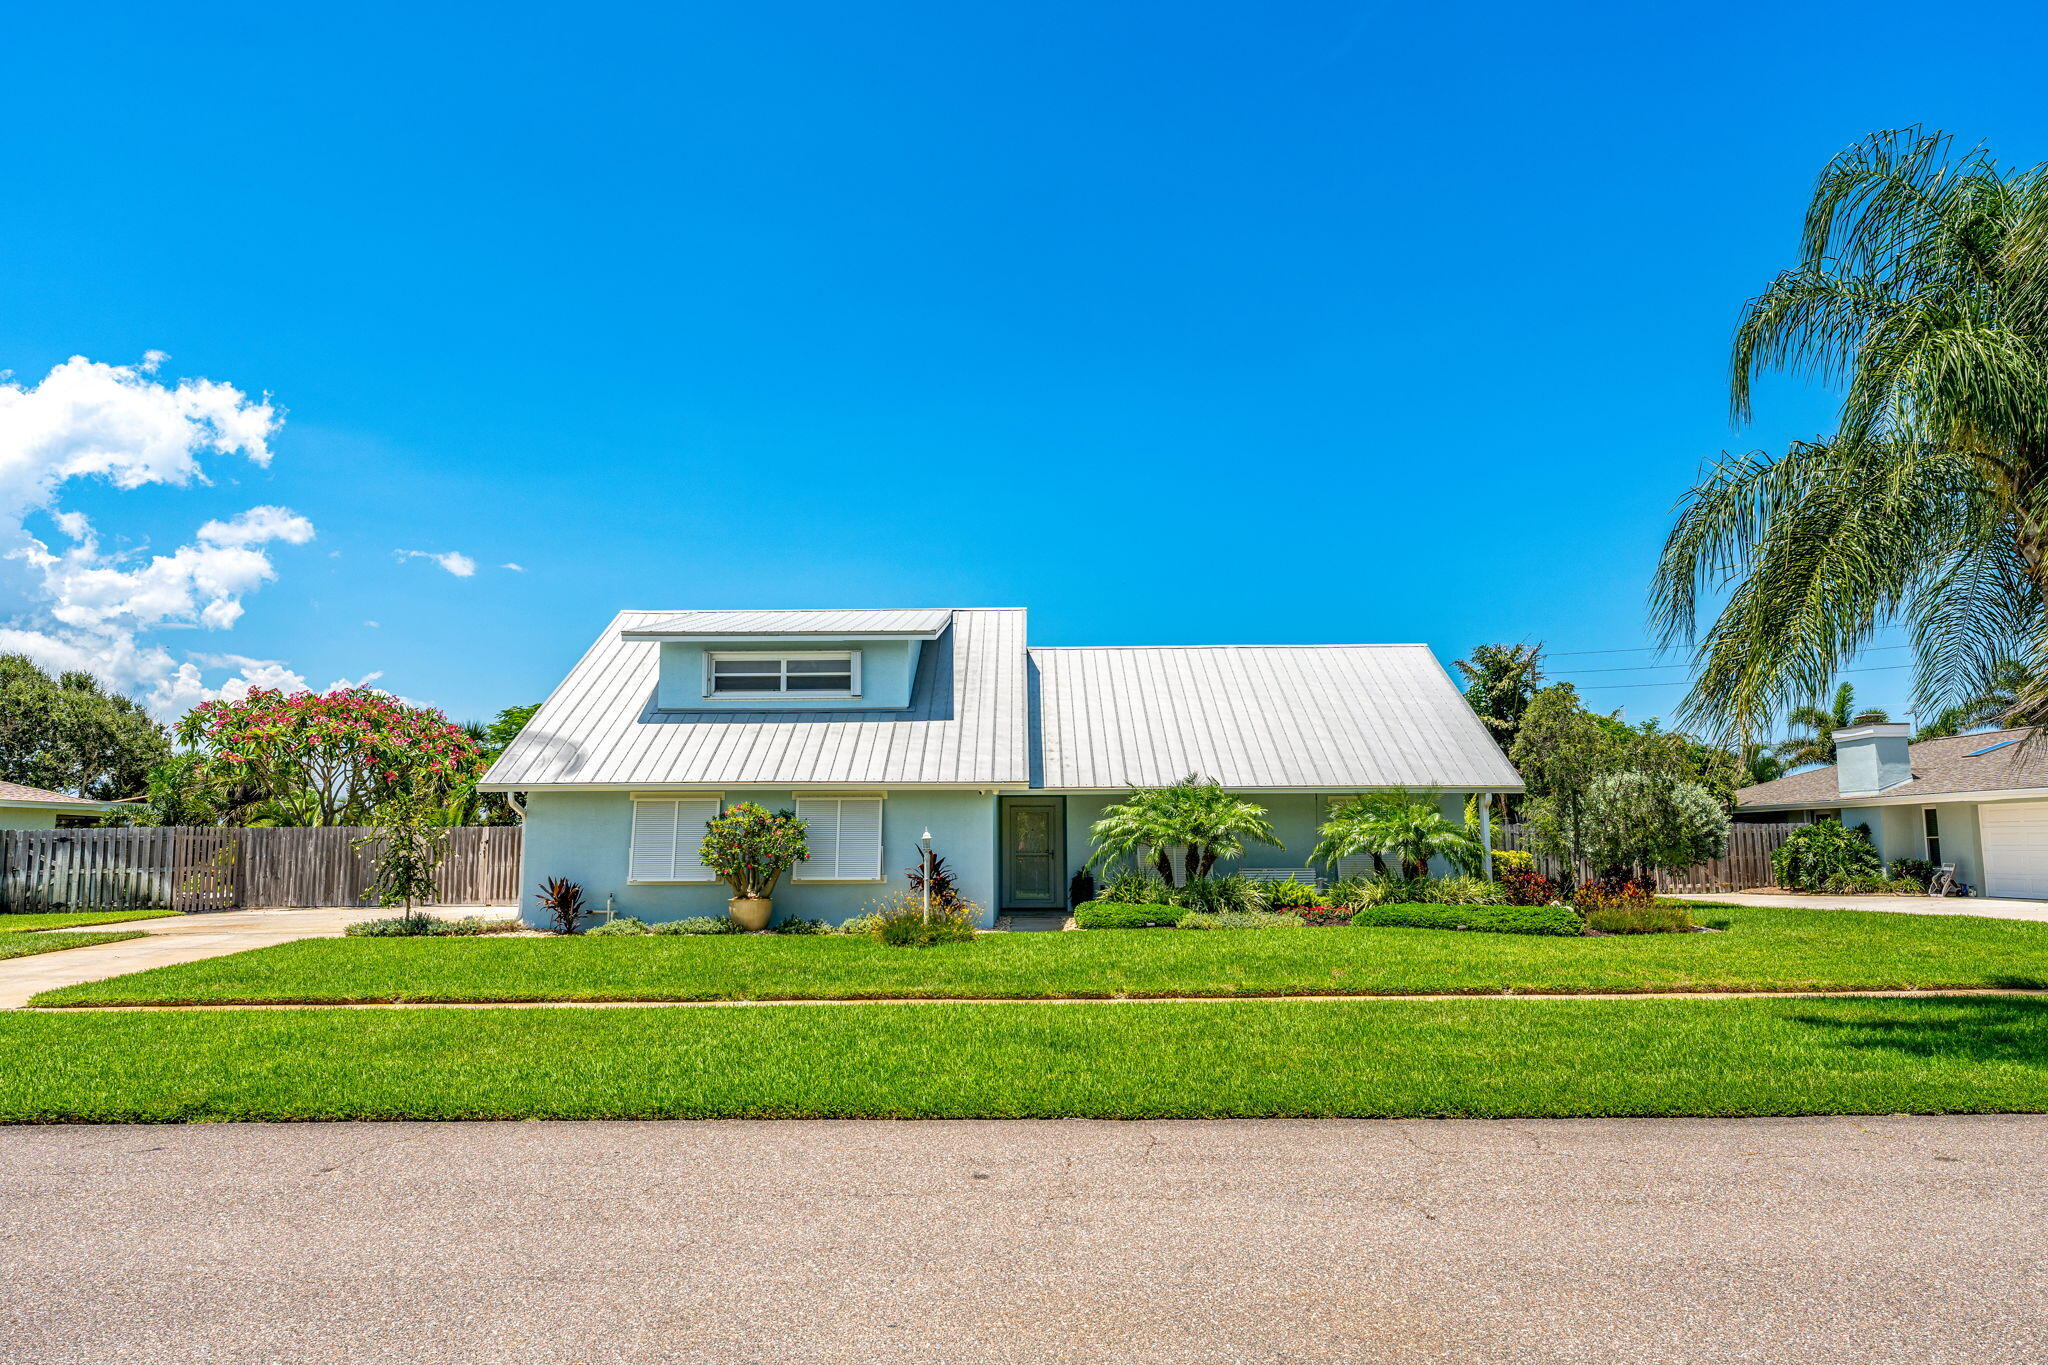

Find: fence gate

[0,825,520,913]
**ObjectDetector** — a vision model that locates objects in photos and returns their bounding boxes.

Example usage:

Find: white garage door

[1978,801,2048,898]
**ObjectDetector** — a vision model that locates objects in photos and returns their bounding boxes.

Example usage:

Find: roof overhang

[1740,786,2048,812]
[0,797,122,812]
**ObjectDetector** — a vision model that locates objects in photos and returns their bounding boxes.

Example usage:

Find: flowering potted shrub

[698,803,809,930]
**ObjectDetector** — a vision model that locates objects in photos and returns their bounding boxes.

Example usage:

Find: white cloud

[364,619,380,628]
[500,562,525,572]
[397,548,476,578]
[0,354,325,718]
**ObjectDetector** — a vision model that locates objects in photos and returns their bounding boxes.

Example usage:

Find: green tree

[1653,129,2048,739]
[1772,682,1891,769]
[1312,791,1481,880]
[1916,660,2031,738]
[1454,643,1545,754]
[1086,776,1279,886]
[1580,772,1730,882]
[1510,684,1620,886]
[0,655,169,800]
[356,795,449,925]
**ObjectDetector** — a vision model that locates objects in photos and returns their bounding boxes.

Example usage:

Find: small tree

[355,797,448,925]
[699,803,809,899]
[1512,684,1623,890]
[1086,776,1279,885]
[1313,791,1482,880]
[1579,772,1729,882]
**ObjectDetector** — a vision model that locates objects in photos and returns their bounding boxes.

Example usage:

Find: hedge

[1348,902,1583,937]
[1072,901,1188,929]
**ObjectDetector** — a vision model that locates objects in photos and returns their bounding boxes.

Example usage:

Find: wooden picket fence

[0,826,521,914]
[1495,821,1792,894]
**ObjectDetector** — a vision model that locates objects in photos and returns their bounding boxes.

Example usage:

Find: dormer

[620,608,952,712]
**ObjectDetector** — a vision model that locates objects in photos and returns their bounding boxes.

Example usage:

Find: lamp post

[919,829,934,922]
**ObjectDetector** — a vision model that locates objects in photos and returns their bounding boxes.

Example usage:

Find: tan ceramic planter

[727,897,773,931]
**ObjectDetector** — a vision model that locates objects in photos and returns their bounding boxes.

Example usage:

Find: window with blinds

[792,796,884,881]
[628,796,721,882]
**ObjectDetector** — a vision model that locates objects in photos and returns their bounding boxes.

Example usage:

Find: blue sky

[1,1,2042,727]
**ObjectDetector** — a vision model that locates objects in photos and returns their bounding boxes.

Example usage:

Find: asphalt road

[4,1116,2044,1364]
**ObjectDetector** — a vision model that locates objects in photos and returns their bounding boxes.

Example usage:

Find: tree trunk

[1198,850,1218,879]
[1184,845,1202,884]
[1153,850,1176,886]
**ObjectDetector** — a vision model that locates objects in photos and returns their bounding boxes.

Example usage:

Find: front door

[1001,797,1066,909]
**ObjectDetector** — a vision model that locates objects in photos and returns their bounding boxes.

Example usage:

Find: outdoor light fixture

[920,828,934,921]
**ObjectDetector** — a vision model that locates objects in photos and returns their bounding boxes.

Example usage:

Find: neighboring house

[1734,724,2048,898]
[0,780,122,830]
[482,608,1524,926]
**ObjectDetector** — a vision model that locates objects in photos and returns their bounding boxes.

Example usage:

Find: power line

[1541,639,1915,660]
[1573,664,1916,691]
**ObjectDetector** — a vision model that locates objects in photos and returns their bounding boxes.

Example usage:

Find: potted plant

[699,802,809,930]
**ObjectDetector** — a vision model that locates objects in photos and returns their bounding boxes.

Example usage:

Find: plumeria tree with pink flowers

[174,686,487,826]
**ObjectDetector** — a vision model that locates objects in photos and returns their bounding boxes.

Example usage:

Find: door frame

[999,795,1067,910]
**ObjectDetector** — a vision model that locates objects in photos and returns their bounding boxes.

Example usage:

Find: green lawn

[32,905,2048,1007]
[0,931,148,961]
[1,996,2044,1122]
[0,911,179,934]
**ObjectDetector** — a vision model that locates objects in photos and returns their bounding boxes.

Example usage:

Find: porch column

[1479,794,1494,880]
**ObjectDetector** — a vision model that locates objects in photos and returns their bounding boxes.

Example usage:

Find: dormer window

[706,651,860,698]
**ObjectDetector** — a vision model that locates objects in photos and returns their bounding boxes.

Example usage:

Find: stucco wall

[1841,801,1985,891]
[0,807,60,831]
[519,788,996,927]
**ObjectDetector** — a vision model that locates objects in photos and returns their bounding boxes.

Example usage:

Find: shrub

[585,917,651,936]
[769,918,830,935]
[650,916,743,935]
[905,853,960,907]
[1175,874,1260,914]
[1255,878,1321,910]
[1074,901,1188,929]
[1584,902,1698,934]
[535,877,585,934]
[1490,848,1535,876]
[1098,871,1176,905]
[1295,905,1353,927]
[1887,857,1935,889]
[1571,878,1654,913]
[1321,877,1371,910]
[1500,867,1559,906]
[836,913,884,936]
[1773,820,1881,891]
[1820,874,1925,895]
[1178,911,1306,930]
[1348,903,1583,936]
[863,891,980,946]
[1431,875,1510,906]
[345,915,523,938]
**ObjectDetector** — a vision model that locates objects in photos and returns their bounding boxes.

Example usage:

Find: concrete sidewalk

[1672,889,2048,921]
[1,1115,2042,1364]
[0,907,500,1009]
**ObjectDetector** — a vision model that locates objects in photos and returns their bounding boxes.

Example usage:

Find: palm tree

[1312,791,1482,881]
[1086,775,1279,885]
[1653,128,2048,741]
[1739,740,1788,788]
[1772,682,1892,769]
[1454,643,1546,752]
[1916,659,2033,738]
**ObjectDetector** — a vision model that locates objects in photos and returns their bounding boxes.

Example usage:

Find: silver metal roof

[1028,644,1524,790]
[485,612,1523,793]
[483,609,1030,788]
[620,608,954,638]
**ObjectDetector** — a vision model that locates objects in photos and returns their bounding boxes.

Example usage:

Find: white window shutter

[630,797,719,882]
[794,797,883,881]
[836,798,883,880]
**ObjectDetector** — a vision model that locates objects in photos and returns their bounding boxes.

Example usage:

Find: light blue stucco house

[1735,723,2048,899]
[482,608,1525,927]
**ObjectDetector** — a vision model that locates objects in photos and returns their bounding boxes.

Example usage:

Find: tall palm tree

[1312,791,1482,881]
[1653,128,2048,741]
[1087,775,1279,885]
[1773,682,1892,769]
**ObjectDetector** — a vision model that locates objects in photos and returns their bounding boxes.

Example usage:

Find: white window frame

[1923,806,1942,865]
[628,794,722,883]
[792,795,886,882]
[703,650,861,699]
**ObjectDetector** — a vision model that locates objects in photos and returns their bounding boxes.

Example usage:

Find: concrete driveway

[0,907,502,1009]
[2,1115,2042,1364]
[1672,890,2048,921]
